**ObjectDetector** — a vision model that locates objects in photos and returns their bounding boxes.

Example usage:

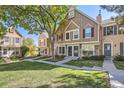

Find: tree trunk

[51,38,55,61]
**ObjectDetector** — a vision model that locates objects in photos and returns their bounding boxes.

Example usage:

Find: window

[59,47,62,54]
[59,47,65,55]
[44,39,45,46]
[114,25,117,35]
[62,47,65,54]
[118,26,124,34]
[82,44,94,56]
[104,25,118,36]
[73,30,79,40]
[61,33,63,41]
[16,49,19,55]
[16,38,20,43]
[4,36,9,42]
[107,26,113,35]
[3,49,7,55]
[104,27,107,36]
[65,32,70,40]
[45,49,47,54]
[83,27,94,38]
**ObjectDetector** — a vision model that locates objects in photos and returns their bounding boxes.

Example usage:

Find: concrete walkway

[25,59,81,70]
[56,57,79,64]
[103,58,124,88]
[25,57,124,88]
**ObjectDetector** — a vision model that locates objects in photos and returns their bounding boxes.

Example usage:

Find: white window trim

[67,45,79,57]
[58,46,65,55]
[73,29,80,40]
[84,27,92,39]
[65,29,80,41]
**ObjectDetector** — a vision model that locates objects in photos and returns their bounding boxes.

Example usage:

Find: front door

[68,46,72,56]
[74,46,79,56]
[104,44,111,57]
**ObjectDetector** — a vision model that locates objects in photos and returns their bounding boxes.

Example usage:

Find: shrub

[82,55,105,61]
[55,55,65,59]
[20,46,29,57]
[114,55,124,61]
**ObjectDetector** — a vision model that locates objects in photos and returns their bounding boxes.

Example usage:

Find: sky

[17,5,117,46]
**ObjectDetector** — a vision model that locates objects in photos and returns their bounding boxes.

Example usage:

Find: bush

[55,55,65,59]
[114,55,124,61]
[82,55,105,61]
[20,46,29,57]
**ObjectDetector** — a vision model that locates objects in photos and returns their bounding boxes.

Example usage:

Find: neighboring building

[0,27,23,57]
[102,19,124,57]
[38,32,49,56]
[54,8,124,57]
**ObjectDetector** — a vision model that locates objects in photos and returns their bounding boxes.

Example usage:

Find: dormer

[8,26,15,33]
[68,7,75,19]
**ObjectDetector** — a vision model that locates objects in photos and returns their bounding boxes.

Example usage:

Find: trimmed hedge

[55,55,65,59]
[82,55,105,61]
[114,55,124,61]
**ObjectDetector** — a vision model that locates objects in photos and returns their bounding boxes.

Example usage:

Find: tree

[23,38,34,46]
[0,5,69,60]
[101,5,124,28]
[0,8,7,37]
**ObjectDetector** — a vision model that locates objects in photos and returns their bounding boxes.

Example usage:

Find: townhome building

[39,8,124,58]
[38,32,49,56]
[0,27,23,57]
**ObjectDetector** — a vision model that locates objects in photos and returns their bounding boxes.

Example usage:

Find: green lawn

[34,56,51,60]
[114,61,124,70]
[0,61,110,88]
[45,57,64,62]
[65,60,103,67]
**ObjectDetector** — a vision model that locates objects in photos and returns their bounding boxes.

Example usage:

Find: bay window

[82,44,94,56]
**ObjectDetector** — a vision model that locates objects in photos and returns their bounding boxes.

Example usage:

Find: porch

[0,47,21,57]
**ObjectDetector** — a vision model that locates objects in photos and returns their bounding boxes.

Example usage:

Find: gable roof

[75,8,98,24]
[15,30,23,37]
[6,27,23,37]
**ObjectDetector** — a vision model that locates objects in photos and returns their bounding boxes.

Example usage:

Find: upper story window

[16,38,20,43]
[4,36,9,42]
[65,32,70,40]
[44,39,45,46]
[73,30,79,40]
[118,26,124,34]
[104,25,118,36]
[83,27,94,38]
[56,33,63,41]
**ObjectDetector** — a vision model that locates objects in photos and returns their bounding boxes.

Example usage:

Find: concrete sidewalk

[103,59,124,88]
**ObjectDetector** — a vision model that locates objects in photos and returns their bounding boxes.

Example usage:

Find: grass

[0,61,110,88]
[34,56,51,60]
[65,60,103,67]
[45,57,64,62]
[114,61,124,70]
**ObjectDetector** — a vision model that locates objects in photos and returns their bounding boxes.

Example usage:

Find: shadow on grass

[0,61,58,71]
[37,73,110,88]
